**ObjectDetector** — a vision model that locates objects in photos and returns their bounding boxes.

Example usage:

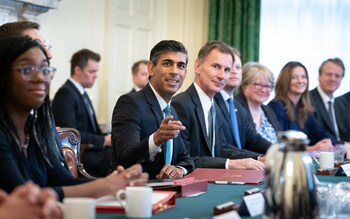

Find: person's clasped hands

[0,182,62,219]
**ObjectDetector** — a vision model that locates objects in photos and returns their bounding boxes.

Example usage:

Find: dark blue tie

[208,103,216,157]
[228,97,242,149]
[82,92,97,132]
[163,105,172,164]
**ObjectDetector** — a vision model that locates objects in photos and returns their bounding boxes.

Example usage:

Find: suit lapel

[215,93,235,139]
[66,80,100,132]
[143,84,163,126]
[312,89,335,133]
[188,84,211,150]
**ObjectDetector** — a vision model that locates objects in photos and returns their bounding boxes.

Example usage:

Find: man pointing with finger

[110,40,194,179]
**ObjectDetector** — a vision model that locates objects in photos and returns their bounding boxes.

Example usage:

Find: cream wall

[36,0,208,129]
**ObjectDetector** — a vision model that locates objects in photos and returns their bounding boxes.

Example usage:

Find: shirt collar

[69,78,85,95]
[317,85,333,104]
[194,82,214,113]
[149,83,169,111]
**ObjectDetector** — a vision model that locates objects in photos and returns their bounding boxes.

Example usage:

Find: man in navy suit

[215,48,271,154]
[172,41,264,170]
[310,58,345,143]
[129,60,149,93]
[111,40,194,179]
[52,49,111,177]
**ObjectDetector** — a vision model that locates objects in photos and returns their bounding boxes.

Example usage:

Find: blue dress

[268,99,336,145]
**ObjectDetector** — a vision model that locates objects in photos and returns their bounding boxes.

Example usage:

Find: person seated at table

[214,48,271,155]
[236,62,281,143]
[111,40,194,179]
[0,182,61,219]
[172,41,264,170]
[268,61,335,150]
[0,36,148,201]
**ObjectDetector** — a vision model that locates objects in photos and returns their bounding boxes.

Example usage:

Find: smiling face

[319,61,344,97]
[194,48,232,98]
[244,76,273,106]
[148,51,187,102]
[288,66,308,97]
[9,47,50,111]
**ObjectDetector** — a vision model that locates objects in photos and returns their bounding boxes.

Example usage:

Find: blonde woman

[236,62,280,143]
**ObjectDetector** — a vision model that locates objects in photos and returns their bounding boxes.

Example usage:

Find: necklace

[21,128,30,157]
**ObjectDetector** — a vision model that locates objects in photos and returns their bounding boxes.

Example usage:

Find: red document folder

[184,168,265,185]
[96,191,176,214]
[149,177,208,197]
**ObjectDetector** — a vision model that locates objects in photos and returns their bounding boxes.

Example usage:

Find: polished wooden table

[97,174,347,219]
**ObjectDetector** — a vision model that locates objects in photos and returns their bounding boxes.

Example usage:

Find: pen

[214,181,245,185]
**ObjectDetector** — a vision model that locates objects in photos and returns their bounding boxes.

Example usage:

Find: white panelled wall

[37,0,209,131]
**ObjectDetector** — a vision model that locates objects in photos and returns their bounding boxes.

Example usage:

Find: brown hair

[318,57,345,78]
[197,40,234,64]
[274,61,314,128]
[70,49,101,76]
[132,60,149,75]
[0,21,40,39]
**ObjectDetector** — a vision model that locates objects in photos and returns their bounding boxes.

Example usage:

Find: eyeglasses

[251,82,274,91]
[42,44,53,51]
[13,65,56,81]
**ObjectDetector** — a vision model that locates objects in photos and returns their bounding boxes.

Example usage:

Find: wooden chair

[56,127,96,179]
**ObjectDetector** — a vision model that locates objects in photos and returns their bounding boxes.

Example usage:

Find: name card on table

[335,163,350,176]
[239,193,264,217]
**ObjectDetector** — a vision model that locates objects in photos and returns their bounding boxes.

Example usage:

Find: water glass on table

[333,145,345,166]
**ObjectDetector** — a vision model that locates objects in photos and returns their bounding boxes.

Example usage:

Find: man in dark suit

[52,49,111,177]
[111,40,194,179]
[215,48,271,154]
[172,41,264,170]
[129,60,149,93]
[310,58,345,143]
[336,91,350,142]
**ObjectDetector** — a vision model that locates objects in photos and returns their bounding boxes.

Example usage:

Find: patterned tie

[82,92,97,132]
[228,97,242,149]
[163,105,172,164]
[327,100,336,132]
[208,103,216,157]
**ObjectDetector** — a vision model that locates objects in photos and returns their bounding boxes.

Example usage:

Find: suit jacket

[268,99,337,145]
[215,92,272,154]
[172,84,262,169]
[335,91,350,141]
[111,84,194,179]
[52,80,111,177]
[310,88,339,142]
[235,92,281,133]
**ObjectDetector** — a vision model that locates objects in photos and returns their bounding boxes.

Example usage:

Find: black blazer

[111,84,194,179]
[335,91,350,141]
[310,88,340,142]
[215,92,272,154]
[235,92,281,134]
[172,84,262,169]
[52,80,111,177]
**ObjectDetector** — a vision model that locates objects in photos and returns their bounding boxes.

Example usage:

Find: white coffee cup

[344,143,350,159]
[313,151,334,170]
[63,197,96,219]
[116,186,153,218]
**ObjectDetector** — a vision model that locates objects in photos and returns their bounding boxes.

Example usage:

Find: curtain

[260,0,350,98]
[208,0,261,63]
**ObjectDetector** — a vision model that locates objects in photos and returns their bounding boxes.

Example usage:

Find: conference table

[97,174,347,219]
